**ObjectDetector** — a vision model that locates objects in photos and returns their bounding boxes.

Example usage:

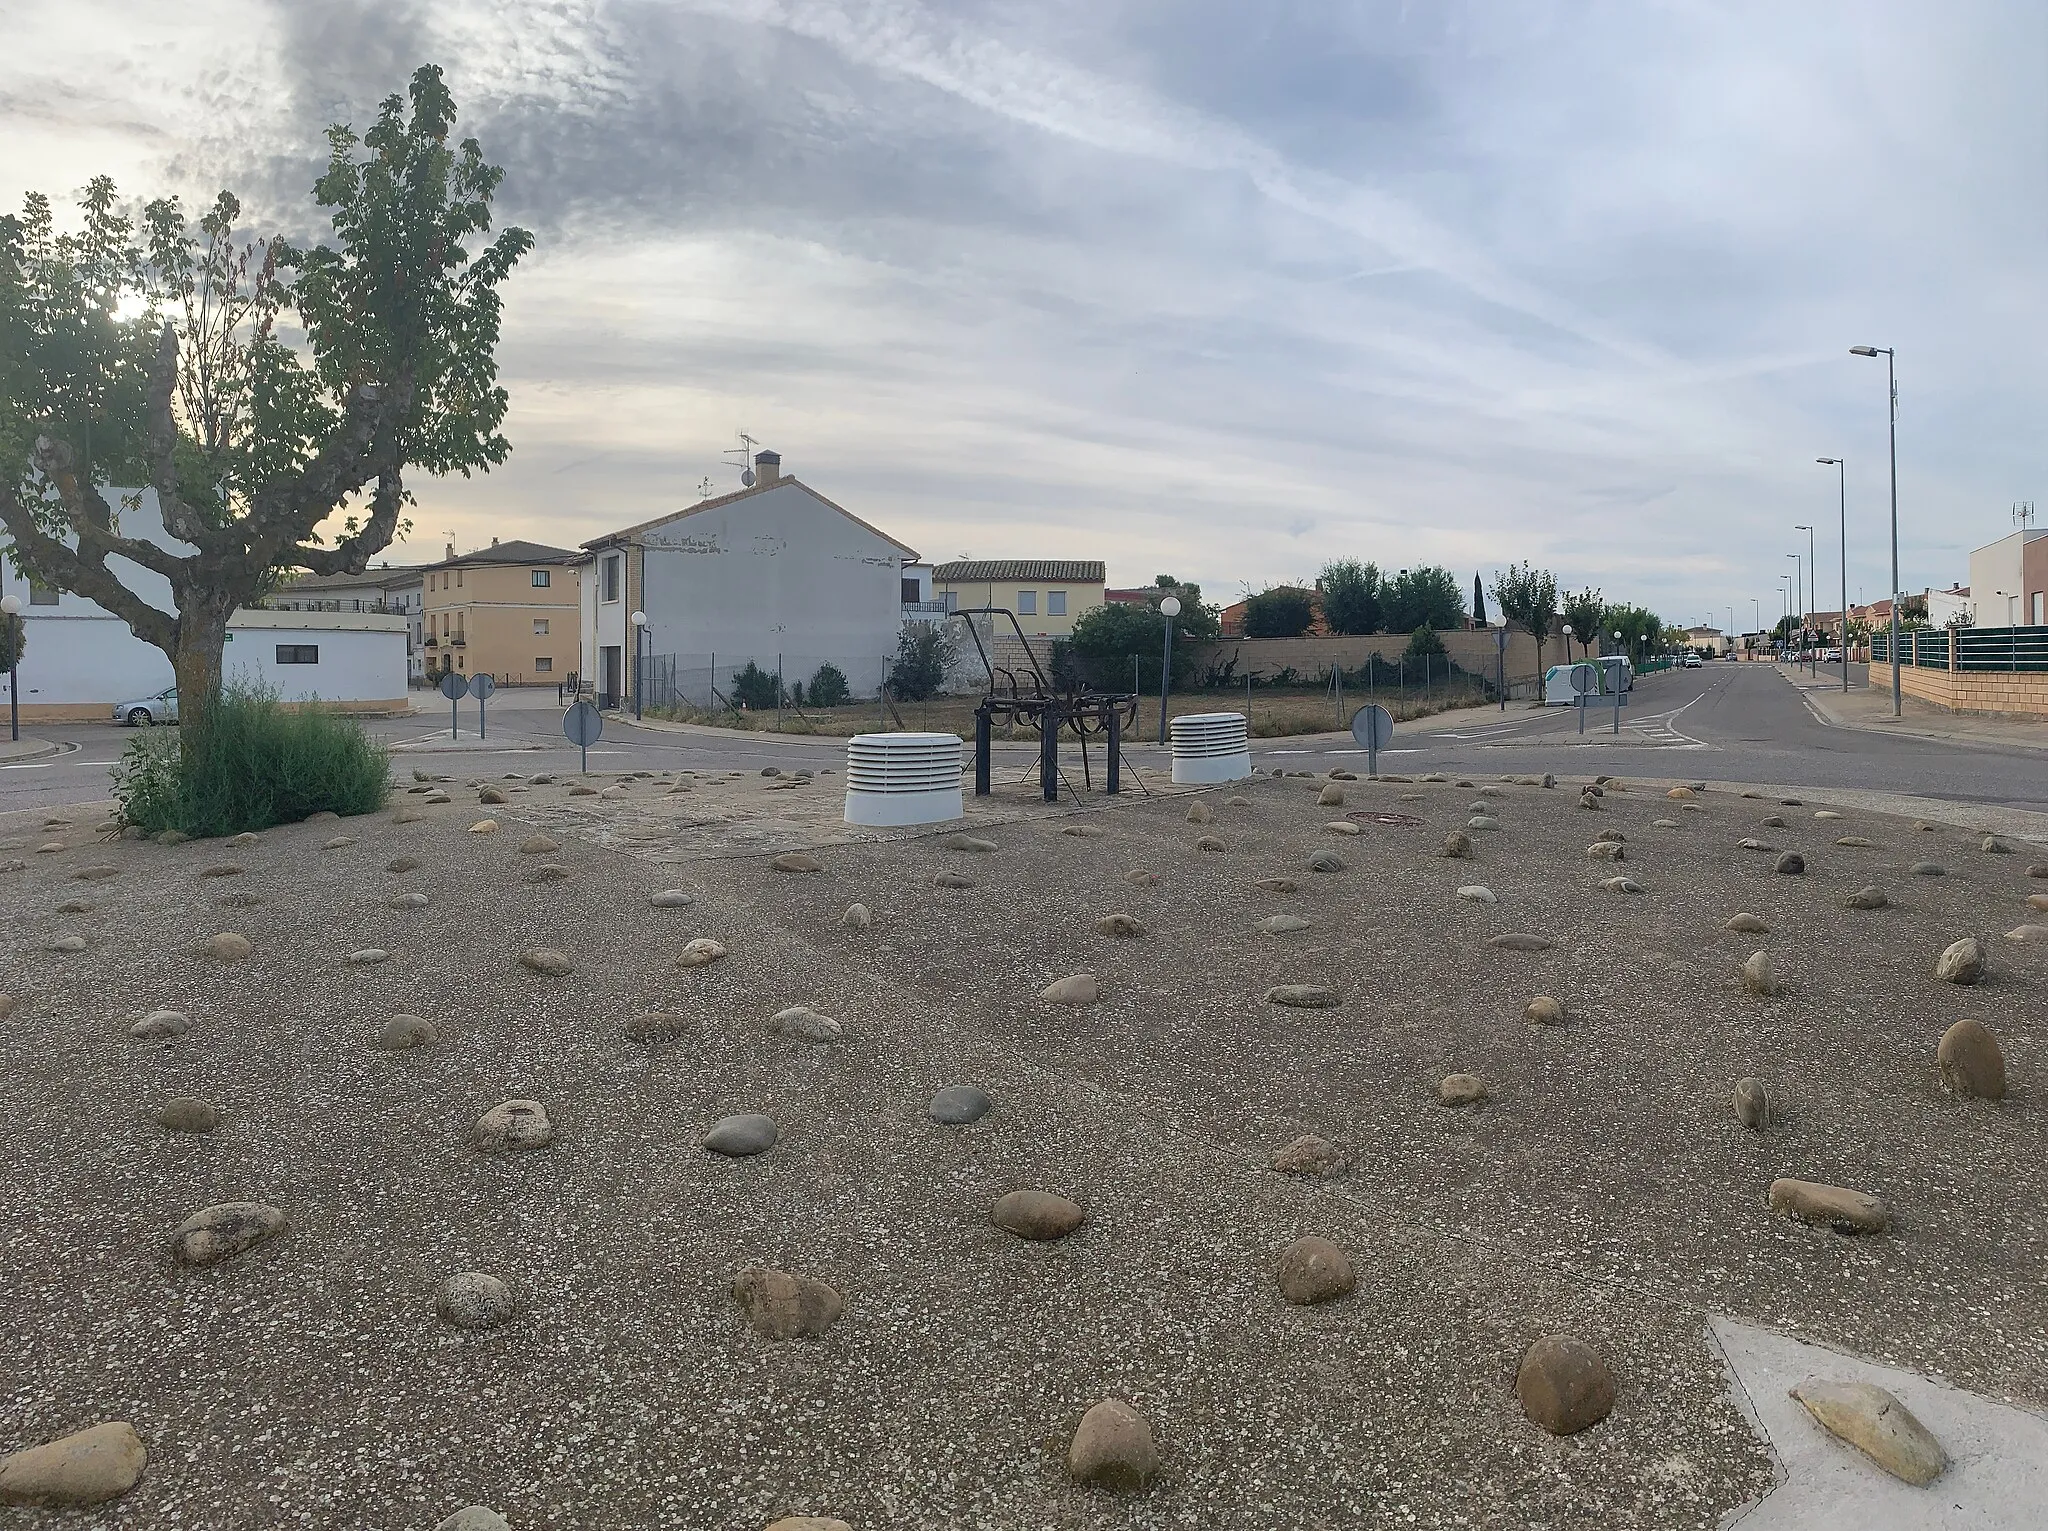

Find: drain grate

[1345,811,1426,827]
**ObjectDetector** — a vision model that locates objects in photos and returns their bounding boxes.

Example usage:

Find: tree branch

[32,436,189,583]
[288,472,407,576]
[143,322,218,551]
[0,482,179,656]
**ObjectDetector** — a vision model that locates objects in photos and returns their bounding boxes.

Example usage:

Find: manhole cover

[1346,811,1426,827]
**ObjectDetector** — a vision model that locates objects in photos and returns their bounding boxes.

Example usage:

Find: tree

[1315,559,1383,634]
[807,661,850,707]
[729,661,779,709]
[892,622,954,701]
[1491,562,1560,672]
[1471,574,1487,627]
[0,66,532,758]
[1606,604,1664,664]
[1403,624,1446,660]
[1070,600,1162,658]
[0,608,23,673]
[1383,566,1466,633]
[1559,587,1606,662]
[1150,574,1220,641]
[1242,585,1317,638]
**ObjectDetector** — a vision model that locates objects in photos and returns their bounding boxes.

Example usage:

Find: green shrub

[1404,624,1447,660]
[113,687,389,838]
[891,625,954,701]
[807,662,851,708]
[729,661,780,710]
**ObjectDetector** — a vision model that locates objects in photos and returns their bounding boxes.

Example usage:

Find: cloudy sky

[7,0,2045,627]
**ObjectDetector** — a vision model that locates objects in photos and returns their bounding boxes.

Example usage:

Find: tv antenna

[2014,501,2036,530]
[697,476,715,500]
[723,432,760,488]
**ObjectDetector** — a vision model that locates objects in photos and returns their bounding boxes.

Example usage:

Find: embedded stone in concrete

[1600,876,1644,894]
[1835,835,1873,847]
[842,903,872,929]
[1733,1077,1774,1130]
[1062,822,1108,838]
[1769,1177,1889,1233]
[1594,829,1626,843]
[1456,885,1497,904]
[705,1113,779,1156]
[473,1100,554,1152]
[943,832,998,853]
[201,932,253,962]
[1758,815,1786,829]
[215,890,262,908]
[478,786,508,805]
[2029,894,2048,913]
[733,1266,844,1339]
[171,1201,286,1266]
[55,901,92,914]
[347,947,391,965]
[568,785,597,796]
[1726,913,1770,933]
[1184,801,1214,824]
[1934,937,1983,986]
[1587,841,1626,861]
[993,1189,1085,1241]
[130,1009,190,1040]
[391,809,423,825]
[467,820,498,834]
[1440,831,1474,860]
[765,1519,853,1531]
[73,865,120,881]
[228,831,259,846]
[387,856,420,873]
[1982,835,2013,854]
[773,852,823,873]
[1742,950,1782,997]
[323,835,355,850]
[1266,983,1339,1008]
[1255,877,1298,893]
[44,935,87,953]
[1271,1134,1344,1175]
[1488,933,1553,952]
[1194,835,1227,852]
[1255,914,1313,934]
[1774,852,1806,875]
[1652,819,1681,829]
[1814,809,1843,821]
[1225,795,1251,807]
[1521,995,1565,1027]
[677,938,728,968]
[1095,913,1146,938]
[623,1010,696,1044]
[387,891,431,910]
[1317,783,1345,807]
[933,870,977,889]
[199,864,243,878]
[1323,820,1361,836]
[1123,869,1158,887]
[518,834,560,855]
[1667,787,1697,800]
[1578,792,1601,810]
[1438,1073,1489,1106]
[155,1097,219,1133]
[1517,1336,1616,1436]
[1308,849,1346,872]
[650,889,694,908]
[523,864,572,883]
[1041,973,1101,1007]
[2030,863,2048,879]
[767,1005,842,1041]
[1274,1234,1355,1305]
[377,1015,438,1050]
[518,947,574,976]
[928,1085,993,1124]
[1937,1019,2006,1100]
[1065,1398,1158,1492]
[0,1420,147,1507]
[2008,922,2048,944]
[1844,886,1888,910]
[1738,838,1773,852]
[1909,861,1945,876]
[1790,1379,1948,1487]
[437,1271,518,1331]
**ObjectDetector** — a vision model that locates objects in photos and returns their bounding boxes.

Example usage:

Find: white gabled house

[577,450,922,708]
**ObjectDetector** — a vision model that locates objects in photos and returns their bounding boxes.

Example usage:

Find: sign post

[563,698,603,775]
[1495,627,1508,712]
[438,670,470,739]
[1570,661,1596,735]
[1350,702,1394,777]
[471,672,497,740]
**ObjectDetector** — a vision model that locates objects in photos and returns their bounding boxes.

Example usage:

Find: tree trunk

[173,601,233,767]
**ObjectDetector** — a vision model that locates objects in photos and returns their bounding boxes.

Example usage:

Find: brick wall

[1898,664,2048,720]
[1178,629,1545,687]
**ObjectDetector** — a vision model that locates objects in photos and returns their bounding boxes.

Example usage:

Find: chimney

[491,536,500,546]
[445,541,456,560]
[754,449,781,488]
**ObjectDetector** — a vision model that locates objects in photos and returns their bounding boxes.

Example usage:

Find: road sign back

[470,673,497,700]
[438,671,470,701]
[1350,703,1394,751]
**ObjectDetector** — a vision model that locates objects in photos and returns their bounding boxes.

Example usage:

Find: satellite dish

[741,469,756,487]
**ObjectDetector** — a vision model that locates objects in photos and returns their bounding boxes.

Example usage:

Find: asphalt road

[5,661,2045,818]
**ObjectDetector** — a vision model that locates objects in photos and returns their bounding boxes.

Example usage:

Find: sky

[6,0,2046,630]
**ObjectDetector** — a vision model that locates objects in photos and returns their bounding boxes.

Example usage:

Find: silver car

[113,687,179,726]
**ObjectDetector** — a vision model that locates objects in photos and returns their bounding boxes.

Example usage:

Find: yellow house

[421,538,583,686]
[930,559,1106,638]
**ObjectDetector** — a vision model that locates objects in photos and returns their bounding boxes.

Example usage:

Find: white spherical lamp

[1158,596,1182,618]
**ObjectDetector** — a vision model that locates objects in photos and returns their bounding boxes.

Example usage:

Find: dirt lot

[0,766,2042,1529]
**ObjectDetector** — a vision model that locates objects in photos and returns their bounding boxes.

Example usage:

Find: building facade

[579,450,920,709]
[930,559,1106,638]
[272,563,427,681]
[420,539,583,686]
[1967,529,2048,627]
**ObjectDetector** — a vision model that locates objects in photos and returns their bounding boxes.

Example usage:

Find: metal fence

[1871,626,2048,672]
[640,653,898,713]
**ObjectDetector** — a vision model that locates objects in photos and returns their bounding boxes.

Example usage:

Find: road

[5,663,2046,818]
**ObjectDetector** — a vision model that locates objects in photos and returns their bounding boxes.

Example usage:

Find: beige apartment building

[421,538,583,685]
[930,559,1107,638]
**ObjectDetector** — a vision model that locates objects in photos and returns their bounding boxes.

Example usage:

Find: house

[1681,625,1728,655]
[1218,591,1328,639]
[1967,528,2048,626]
[1925,585,1972,628]
[420,538,583,686]
[0,489,408,719]
[578,449,921,709]
[272,563,427,681]
[930,559,1105,638]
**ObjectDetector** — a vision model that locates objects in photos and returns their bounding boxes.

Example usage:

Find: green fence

[1872,626,2048,672]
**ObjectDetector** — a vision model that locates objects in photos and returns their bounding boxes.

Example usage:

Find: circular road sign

[437,671,470,701]
[1569,662,1598,695]
[1350,703,1394,751]
[470,672,497,700]
[563,699,604,748]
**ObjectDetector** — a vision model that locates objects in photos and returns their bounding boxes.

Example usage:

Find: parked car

[113,687,179,726]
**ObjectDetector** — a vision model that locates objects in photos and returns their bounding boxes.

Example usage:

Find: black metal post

[6,614,17,743]
[1040,702,1061,802]
[1156,624,1173,744]
[1106,707,1121,795]
[974,708,992,796]
[633,628,644,720]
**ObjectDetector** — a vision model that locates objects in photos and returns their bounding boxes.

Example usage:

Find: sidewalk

[0,735,62,763]
[1779,665,2048,753]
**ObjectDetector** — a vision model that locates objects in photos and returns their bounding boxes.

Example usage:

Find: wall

[1967,531,2046,627]
[1178,629,1545,687]
[930,577,1105,637]
[1899,663,2048,720]
[424,559,581,683]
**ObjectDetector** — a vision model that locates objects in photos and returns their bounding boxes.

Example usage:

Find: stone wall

[1898,664,2048,721]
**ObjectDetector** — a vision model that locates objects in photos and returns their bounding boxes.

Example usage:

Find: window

[535,656,553,673]
[456,568,464,588]
[1047,589,1067,617]
[901,577,921,603]
[275,644,320,665]
[28,582,59,606]
[2035,592,2045,626]
[602,554,622,603]
[533,618,550,635]
[1017,589,1037,615]
[532,569,551,588]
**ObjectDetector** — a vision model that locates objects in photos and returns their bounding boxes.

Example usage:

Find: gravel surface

[1,768,2042,1528]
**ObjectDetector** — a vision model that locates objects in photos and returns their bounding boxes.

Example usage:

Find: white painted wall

[1,488,408,707]
[1967,531,2044,627]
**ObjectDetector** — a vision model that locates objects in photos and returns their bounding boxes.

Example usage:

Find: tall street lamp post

[1156,595,1182,744]
[630,610,647,721]
[1786,553,1802,663]
[1817,458,1848,693]
[1850,345,1900,715]
[1794,524,1817,675]
[0,593,20,742]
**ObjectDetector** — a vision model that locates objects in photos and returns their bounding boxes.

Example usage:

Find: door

[600,646,622,709]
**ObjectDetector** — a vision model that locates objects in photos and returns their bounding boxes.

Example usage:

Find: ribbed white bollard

[1168,711,1252,784]
[843,731,965,826]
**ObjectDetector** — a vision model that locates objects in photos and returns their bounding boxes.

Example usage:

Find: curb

[0,737,64,764]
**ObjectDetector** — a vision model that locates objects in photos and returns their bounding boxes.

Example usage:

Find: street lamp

[0,593,19,743]
[1155,595,1182,744]
[1794,523,1817,675]
[1561,622,1573,663]
[1850,345,1901,715]
[1817,459,1848,693]
[629,610,647,721]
